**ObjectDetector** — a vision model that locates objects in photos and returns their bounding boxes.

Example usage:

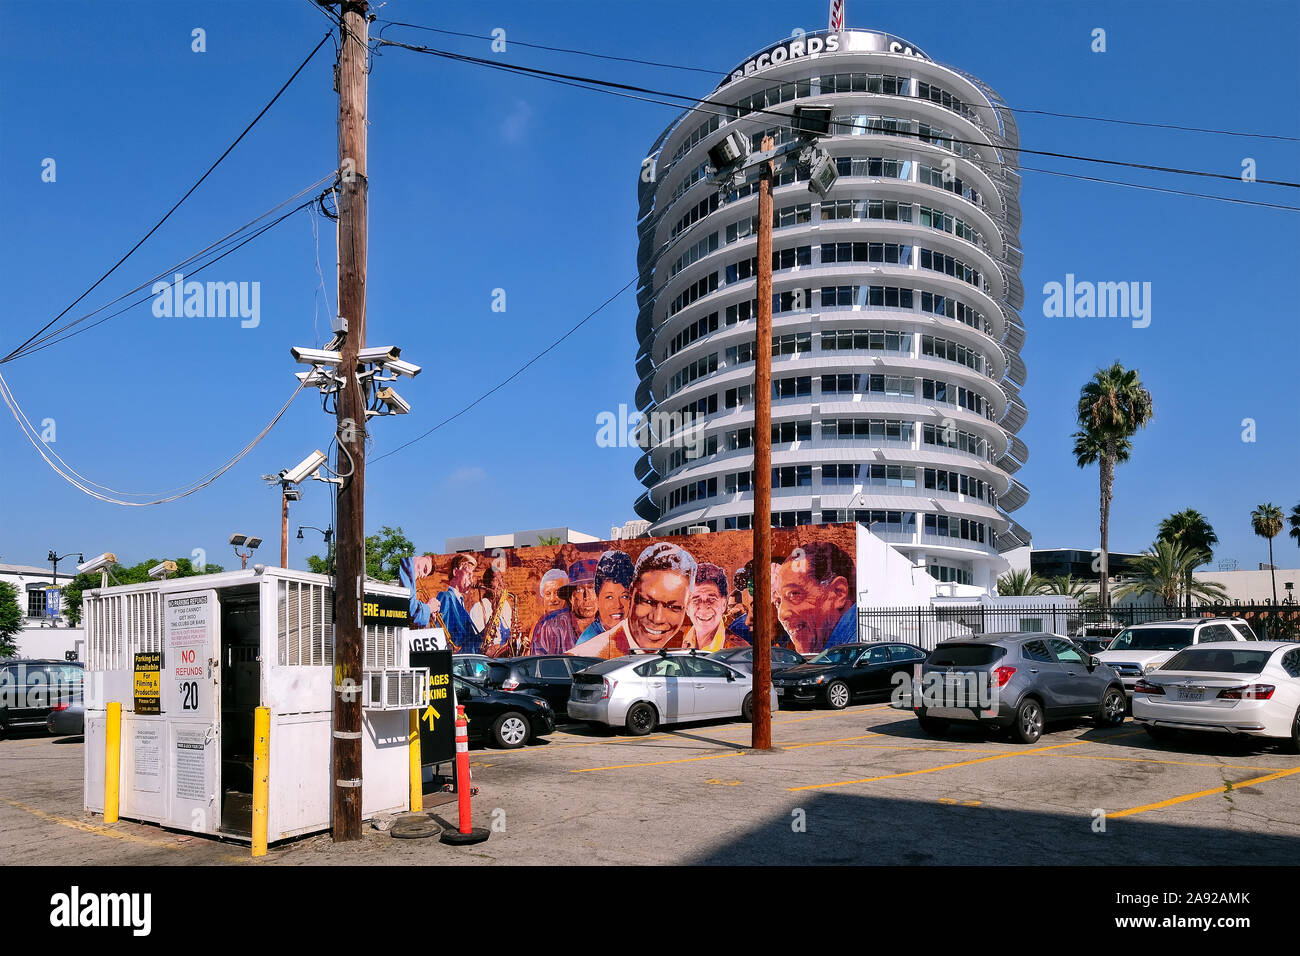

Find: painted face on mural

[540,576,565,613]
[687,582,725,637]
[774,555,851,653]
[450,557,476,593]
[630,569,690,648]
[595,580,629,630]
[569,585,598,632]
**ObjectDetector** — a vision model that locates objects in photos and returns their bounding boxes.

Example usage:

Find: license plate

[1175,687,1204,701]
[775,687,784,696]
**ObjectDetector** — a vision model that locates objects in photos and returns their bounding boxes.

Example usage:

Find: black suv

[486,656,603,718]
[0,659,84,735]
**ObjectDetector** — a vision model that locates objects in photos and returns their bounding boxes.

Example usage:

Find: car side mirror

[1087,656,1099,670]
[726,671,736,682]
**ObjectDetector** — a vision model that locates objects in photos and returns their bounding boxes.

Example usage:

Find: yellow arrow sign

[422,705,440,730]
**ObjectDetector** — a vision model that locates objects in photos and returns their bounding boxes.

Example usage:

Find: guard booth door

[161,589,221,834]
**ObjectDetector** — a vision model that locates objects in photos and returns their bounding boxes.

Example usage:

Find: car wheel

[491,712,530,749]
[825,680,851,710]
[917,715,949,737]
[1144,724,1178,743]
[1012,698,1043,744]
[741,693,754,723]
[1095,686,1127,727]
[625,702,658,736]
[1284,708,1300,755]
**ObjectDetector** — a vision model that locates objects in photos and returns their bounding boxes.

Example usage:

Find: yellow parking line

[0,796,182,849]
[789,740,1087,791]
[781,734,883,750]
[1110,765,1300,819]
[571,751,745,773]
[1054,752,1284,773]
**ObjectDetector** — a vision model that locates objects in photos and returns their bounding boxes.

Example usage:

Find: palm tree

[1042,575,1093,600]
[1288,503,1300,552]
[997,568,1049,596]
[1251,503,1285,604]
[1115,540,1229,607]
[1073,362,1154,611]
[1157,509,1218,613]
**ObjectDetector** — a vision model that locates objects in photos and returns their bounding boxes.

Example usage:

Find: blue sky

[1,0,1297,575]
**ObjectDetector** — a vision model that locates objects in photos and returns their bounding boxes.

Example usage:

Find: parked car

[0,659,84,736]
[914,633,1127,744]
[452,675,555,749]
[46,699,84,736]
[1073,624,1124,655]
[1095,619,1257,701]
[568,651,778,736]
[773,642,928,709]
[452,654,495,684]
[708,645,806,677]
[483,655,602,718]
[1132,641,1300,751]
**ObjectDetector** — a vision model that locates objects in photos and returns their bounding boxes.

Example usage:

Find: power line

[374,20,1300,143]
[377,40,1300,191]
[2,31,334,365]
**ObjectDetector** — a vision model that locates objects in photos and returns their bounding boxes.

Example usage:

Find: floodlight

[245,537,263,550]
[807,152,839,199]
[284,489,302,502]
[229,534,248,547]
[791,105,834,137]
[707,131,751,171]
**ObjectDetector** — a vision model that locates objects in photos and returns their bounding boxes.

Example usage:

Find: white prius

[1131,641,1300,752]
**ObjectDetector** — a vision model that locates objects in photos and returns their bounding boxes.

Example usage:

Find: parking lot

[4,702,1300,866]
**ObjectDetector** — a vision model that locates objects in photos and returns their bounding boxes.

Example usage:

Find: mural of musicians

[683,562,743,652]
[571,541,697,659]
[773,541,858,654]
[531,559,599,655]
[470,563,514,656]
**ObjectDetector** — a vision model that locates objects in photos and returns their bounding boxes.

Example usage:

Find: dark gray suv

[912,633,1126,744]
[0,659,84,735]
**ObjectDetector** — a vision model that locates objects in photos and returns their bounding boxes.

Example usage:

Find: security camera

[377,386,410,415]
[807,152,839,199]
[382,358,421,378]
[290,346,343,367]
[148,560,177,580]
[77,552,117,575]
[280,449,329,485]
[296,368,342,390]
[358,345,401,365]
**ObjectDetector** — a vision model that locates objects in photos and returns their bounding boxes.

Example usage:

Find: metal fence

[856,603,1300,651]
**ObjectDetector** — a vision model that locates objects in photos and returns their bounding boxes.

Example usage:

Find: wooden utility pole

[751,137,775,751]
[330,0,369,842]
[280,490,289,569]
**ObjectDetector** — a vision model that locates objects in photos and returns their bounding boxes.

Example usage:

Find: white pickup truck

[1094,618,1257,699]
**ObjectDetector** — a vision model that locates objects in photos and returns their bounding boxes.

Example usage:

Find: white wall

[1194,568,1300,604]
[855,525,937,606]
[14,626,84,661]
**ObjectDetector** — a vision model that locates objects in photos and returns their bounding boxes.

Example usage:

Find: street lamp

[46,550,82,625]
[229,534,262,570]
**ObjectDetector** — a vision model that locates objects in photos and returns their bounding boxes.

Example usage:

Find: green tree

[1288,503,1300,552]
[308,526,414,582]
[1251,503,1285,604]
[1115,540,1229,607]
[1157,509,1218,613]
[1042,575,1093,600]
[535,534,562,547]
[997,568,1049,596]
[0,581,23,658]
[63,556,225,626]
[1072,362,1154,610]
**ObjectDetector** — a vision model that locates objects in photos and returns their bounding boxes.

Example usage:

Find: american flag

[829,0,845,31]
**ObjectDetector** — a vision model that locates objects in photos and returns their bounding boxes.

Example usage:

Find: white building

[0,562,84,660]
[445,527,601,553]
[633,28,1029,596]
[1194,567,1300,605]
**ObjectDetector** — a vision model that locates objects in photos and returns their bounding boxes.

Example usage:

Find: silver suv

[1094,619,1256,700]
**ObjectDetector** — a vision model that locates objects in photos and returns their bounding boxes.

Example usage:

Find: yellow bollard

[252,707,270,858]
[104,702,120,824]
[409,709,423,812]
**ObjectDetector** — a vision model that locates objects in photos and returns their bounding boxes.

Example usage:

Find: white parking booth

[81,567,428,842]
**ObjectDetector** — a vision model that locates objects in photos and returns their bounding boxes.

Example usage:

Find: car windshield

[1162,649,1273,674]
[1108,628,1193,652]
[809,646,862,666]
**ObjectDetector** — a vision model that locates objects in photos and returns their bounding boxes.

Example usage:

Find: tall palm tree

[1115,540,1229,607]
[1288,503,1300,552]
[1157,509,1218,613]
[1073,362,1154,611]
[996,568,1049,596]
[1251,503,1285,604]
